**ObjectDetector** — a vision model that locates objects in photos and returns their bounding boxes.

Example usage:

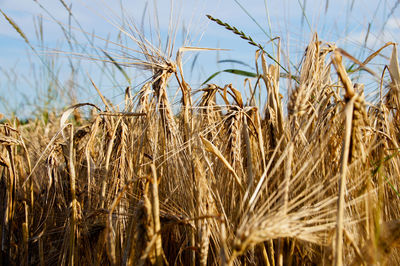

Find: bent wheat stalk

[332,50,356,266]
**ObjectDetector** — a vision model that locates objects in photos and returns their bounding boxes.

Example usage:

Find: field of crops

[1,1,400,265]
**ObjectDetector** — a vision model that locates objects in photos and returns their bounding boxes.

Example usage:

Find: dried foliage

[2,13,400,266]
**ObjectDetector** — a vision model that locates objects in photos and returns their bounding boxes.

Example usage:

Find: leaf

[224,69,257,77]
[218,59,254,69]
[389,44,400,86]
[363,42,394,67]
[229,87,243,108]
[60,103,101,139]
[384,175,400,199]
[200,136,244,192]
[202,69,257,85]
[350,42,394,74]
[202,71,223,85]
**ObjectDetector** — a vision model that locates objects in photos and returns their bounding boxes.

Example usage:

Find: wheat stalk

[206,14,290,75]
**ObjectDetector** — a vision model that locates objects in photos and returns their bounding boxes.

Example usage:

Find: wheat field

[1,2,400,265]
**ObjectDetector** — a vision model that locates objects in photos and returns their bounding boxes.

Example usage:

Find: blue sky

[0,0,399,116]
